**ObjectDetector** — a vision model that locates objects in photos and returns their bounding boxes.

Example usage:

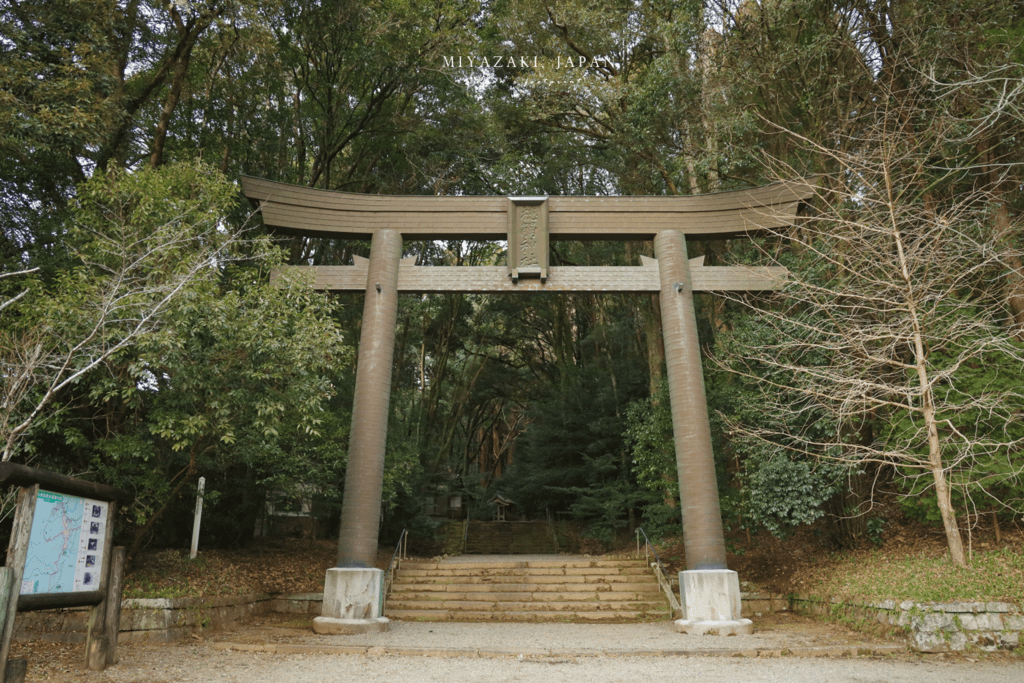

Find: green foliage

[866,518,885,546]
[626,381,676,496]
[738,456,843,538]
[504,297,652,541]
[2,161,243,463]
[91,261,353,548]
[0,0,118,264]
[625,381,682,539]
[711,305,848,538]
[2,160,361,550]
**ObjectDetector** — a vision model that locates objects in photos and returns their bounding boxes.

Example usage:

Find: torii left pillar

[313,229,401,635]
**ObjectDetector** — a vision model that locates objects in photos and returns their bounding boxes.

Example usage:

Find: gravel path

[13,615,1024,682]
[208,617,898,655]
[12,555,1024,683]
[23,640,1024,683]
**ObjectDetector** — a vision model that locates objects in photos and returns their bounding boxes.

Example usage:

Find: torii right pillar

[655,230,753,636]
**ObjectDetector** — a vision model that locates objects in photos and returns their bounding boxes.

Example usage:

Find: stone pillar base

[675,569,753,636]
[313,616,390,635]
[674,618,752,635]
[314,567,388,634]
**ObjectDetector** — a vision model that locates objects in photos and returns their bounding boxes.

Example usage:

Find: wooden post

[0,570,11,647]
[190,477,206,559]
[0,568,24,683]
[1,660,23,683]
[1,486,38,683]
[102,547,126,666]
[86,501,117,671]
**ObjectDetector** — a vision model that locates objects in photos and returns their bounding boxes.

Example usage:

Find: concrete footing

[312,617,390,635]
[312,568,389,635]
[675,569,753,636]
[674,618,753,636]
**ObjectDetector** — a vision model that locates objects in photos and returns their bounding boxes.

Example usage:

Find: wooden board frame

[0,464,132,678]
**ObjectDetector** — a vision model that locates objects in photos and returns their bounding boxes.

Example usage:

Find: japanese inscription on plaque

[518,206,540,267]
[508,197,548,281]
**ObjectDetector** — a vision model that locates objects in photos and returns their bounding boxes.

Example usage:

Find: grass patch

[275,617,314,629]
[802,546,1024,606]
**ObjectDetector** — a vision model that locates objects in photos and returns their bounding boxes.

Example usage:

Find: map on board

[20,490,108,595]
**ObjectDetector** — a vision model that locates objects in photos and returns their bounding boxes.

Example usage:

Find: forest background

[2,0,1023,568]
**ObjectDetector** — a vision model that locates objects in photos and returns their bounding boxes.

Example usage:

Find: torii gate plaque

[242,176,815,635]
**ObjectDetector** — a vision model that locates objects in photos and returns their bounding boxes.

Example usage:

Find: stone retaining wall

[740,590,791,618]
[14,593,324,645]
[16,588,1022,654]
[792,595,1023,652]
[17,591,786,643]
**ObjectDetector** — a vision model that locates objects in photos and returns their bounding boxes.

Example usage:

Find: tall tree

[718,73,1024,565]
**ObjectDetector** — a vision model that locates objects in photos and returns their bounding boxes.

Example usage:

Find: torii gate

[241,176,814,635]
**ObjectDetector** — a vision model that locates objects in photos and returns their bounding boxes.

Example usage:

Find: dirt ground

[11,610,1020,682]
[11,508,1024,681]
[121,536,348,598]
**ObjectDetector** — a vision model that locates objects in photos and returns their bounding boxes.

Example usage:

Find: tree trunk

[149,49,192,168]
[915,329,966,566]
[1004,251,1024,342]
[919,356,966,566]
[825,470,869,548]
[886,160,968,567]
[645,293,664,396]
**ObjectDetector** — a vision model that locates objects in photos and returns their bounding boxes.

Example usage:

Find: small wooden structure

[491,494,515,522]
[0,463,131,680]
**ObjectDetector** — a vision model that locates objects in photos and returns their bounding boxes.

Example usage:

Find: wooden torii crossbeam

[272,255,785,294]
[241,176,815,635]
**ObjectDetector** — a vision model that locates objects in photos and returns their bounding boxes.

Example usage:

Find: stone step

[464,521,562,554]
[394,577,660,591]
[396,567,651,578]
[387,599,667,612]
[388,556,670,623]
[388,590,664,603]
[385,609,668,623]
[401,560,646,570]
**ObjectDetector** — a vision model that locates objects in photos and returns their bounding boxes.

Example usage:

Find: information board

[20,490,109,595]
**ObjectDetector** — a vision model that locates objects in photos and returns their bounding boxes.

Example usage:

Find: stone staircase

[386,557,671,622]
[464,521,560,554]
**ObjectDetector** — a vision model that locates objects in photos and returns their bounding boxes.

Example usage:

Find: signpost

[191,476,206,560]
[0,463,131,680]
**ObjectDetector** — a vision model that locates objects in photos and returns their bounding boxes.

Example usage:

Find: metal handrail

[635,527,667,571]
[635,527,682,617]
[381,528,408,613]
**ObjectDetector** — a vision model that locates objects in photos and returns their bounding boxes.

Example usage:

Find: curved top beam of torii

[240,176,815,242]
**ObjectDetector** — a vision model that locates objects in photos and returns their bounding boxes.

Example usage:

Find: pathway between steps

[205,612,909,659]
